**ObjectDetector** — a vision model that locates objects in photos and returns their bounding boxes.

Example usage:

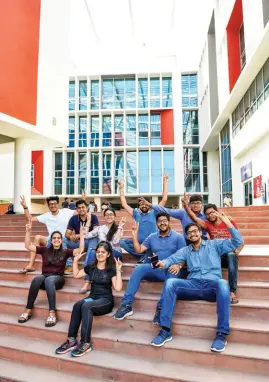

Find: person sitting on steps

[119,174,169,264]
[55,240,123,358]
[18,223,84,327]
[113,212,186,324]
[151,211,243,353]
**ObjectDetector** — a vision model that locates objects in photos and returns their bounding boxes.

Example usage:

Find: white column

[94,196,101,212]
[14,138,31,213]
[152,196,158,205]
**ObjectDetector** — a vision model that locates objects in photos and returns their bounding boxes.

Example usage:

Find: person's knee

[165,278,180,291]
[31,276,44,286]
[34,235,42,245]
[73,300,84,311]
[217,279,230,293]
[44,277,55,288]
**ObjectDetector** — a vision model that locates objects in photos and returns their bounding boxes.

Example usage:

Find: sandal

[18,267,35,274]
[18,312,32,323]
[45,314,58,327]
[79,287,91,294]
[230,296,239,304]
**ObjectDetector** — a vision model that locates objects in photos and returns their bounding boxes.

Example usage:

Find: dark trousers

[26,275,65,311]
[221,252,238,293]
[68,297,113,343]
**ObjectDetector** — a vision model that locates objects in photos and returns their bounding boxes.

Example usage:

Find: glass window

[220,122,232,199]
[150,114,161,145]
[114,114,124,146]
[68,117,75,148]
[162,76,172,107]
[182,110,199,144]
[250,80,257,116]
[244,89,250,122]
[79,117,87,148]
[184,148,200,192]
[264,58,269,99]
[163,150,174,192]
[138,114,149,146]
[102,115,112,147]
[102,79,113,109]
[125,78,136,108]
[79,80,87,110]
[239,23,246,69]
[90,152,99,194]
[126,114,136,146]
[150,77,160,108]
[69,81,75,110]
[78,152,87,193]
[151,151,162,192]
[102,152,112,194]
[114,79,124,109]
[181,74,198,107]
[54,152,63,194]
[114,151,124,193]
[203,152,208,192]
[126,151,137,193]
[90,80,99,110]
[90,116,99,147]
[139,151,149,193]
[66,152,75,194]
[138,78,148,108]
[31,164,34,187]
[256,69,264,107]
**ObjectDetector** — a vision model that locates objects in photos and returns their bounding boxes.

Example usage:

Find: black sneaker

[55,338,77,354]
[153,307,161,325]
[71,342,92,357]
[113,304,133,320]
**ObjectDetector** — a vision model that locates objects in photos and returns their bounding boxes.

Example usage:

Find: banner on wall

[253,175,262,199]
[261,182,267,205]
[241,162,252,182]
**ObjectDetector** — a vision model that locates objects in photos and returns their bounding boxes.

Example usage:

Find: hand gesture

[80,226,87,235]
[132,223,139,238]
[118,179,124,188]
[168,264,181,275]
[71,233,79,243]
[82,189,87,200]
[163,174,169,183]
[181,192,190,209]
[156,260,165,269]
[25,222,32,232]
[20,195,27,209]
[119,216,127,229]
[138,197,152,208]
[114,257,123,272]
[74,251,86,262]
[212,211,230,224]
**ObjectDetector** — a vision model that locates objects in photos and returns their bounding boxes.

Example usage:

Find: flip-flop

[230,296,239,304]
[45,315,58,327]
[18,313,32,323]
[18,268,35,274]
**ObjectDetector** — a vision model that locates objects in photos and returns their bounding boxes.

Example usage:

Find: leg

[80,249,96,290]
[227,253,238,302]
[120,238,143,258]
[20,235,47,272]
[44,275,65,312]
[25,275,46,310]
[112,249,123,261]
[65,239,80,268]
[68,299,86,339]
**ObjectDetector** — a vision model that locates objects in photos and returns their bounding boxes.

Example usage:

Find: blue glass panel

[66,178,74,194]
[114,151,124,193]
[69,81,75,110]
[102,115,112,147]
[90,152,99,194]
[90,178,99,194]
[102,152,112,194]
[102,79,113,109]
[90,116,99,147]
[114,114,124,146]
[67,152,75,177]
[126,114,136,146]
[78,151,87,193]
[162,77,172,107]
[138,114,149,146]
[150,114,161,145]
[79,117,87,147]
[54,152,62,195]
[91,80,99,110]
[151,151,162,192]
[114,79,124,109]
[184,148,200,192]
[163,151,175,192]
[139,151,149,193]
[126,151,137,193]
[125,78,136,108]
[54,178,62,195]
[68,117,75,148]
[138,78,148,108]
[150,77,160,108]
[79,80,87,110]
[182,110,199,144]
[181,74,198,107]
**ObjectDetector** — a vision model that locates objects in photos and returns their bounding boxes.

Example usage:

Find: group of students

[17,174,243,356]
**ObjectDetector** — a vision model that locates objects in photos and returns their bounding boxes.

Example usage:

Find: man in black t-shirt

[62,198,69,209]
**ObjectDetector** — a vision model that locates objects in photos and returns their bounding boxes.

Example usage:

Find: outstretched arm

[20,195,38,222]
[113,217,126,244]
[213,212,244,255]
[159,174,169,206]
[132,223,147,253]
[181,193,206,229]
[73,252,87,278]
[25,223,36,252]
[118,179,133,216]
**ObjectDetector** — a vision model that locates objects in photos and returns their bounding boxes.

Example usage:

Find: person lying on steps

[113,212,186,324]
[151,211,243,353]
[55,240,122,357]
[18,223,84,327]
[181,193,244,304]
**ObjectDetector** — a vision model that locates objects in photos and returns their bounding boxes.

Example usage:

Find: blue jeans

[120,238,151,261]
[221,252,238,293]
[84,247,123,281]
[121,263,183,309]
[65,239,90,267]
[160,278,230,335]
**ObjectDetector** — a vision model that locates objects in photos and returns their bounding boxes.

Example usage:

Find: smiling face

[139,201,150,214]
[205,207,218,223]
[186,225,202,244]
[190,200,203,213]
[76,203,88,217]
[96,245,111,263]
[104,210,115,225]
[48,200,59,213]
[156,216,170,233]
[51,232,63,249]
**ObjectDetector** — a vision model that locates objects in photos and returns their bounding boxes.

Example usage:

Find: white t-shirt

[224,197,232,207]
[37,209,74,236]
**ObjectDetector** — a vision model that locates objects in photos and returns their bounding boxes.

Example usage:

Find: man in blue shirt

[151,211,243,353]
[118,175,168,263]
[140,194,207,243]
[114,213,186,323]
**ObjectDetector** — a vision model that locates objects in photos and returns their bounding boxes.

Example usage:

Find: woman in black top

[55,239,122,357]
[18,223,84,327]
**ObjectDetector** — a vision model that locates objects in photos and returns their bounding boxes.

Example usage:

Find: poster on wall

[261,182,267,204]
[253,175,262,199]
[241,162,252,182]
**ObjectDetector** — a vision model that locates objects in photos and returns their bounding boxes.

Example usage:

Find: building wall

[0,143,14,199]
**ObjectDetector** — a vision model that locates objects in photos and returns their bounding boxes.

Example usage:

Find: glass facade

[69,81,75,110]
[90,152,99,194]
[138,78,148,108]
[162,77,172,107]
[79,80,87,110]
[78,117,87,148]
[139,151,149,193]
[114,114,124,146]
[150,77,160,108]
[54,153,63,195]
[102,152,112,194]
[78,152,87,193]
[66,152,75,194]
[163,150,175,192]
[102,115,112,147]
[220,122,232,199]
[114,151,124,193]
[150,114,161,145]
[232,57,269,136]
[68,117,75,148]
[184,148,200,192]
[182,110,199,144]
[151,151,162,193]
[181,74,198,107]
[126,151,137,193]
[90,116,99,147]
[138,114,149,146]
[90,80,99,110]
[126,114,136,146]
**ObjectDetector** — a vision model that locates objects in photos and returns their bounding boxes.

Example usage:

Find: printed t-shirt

[36,246,73,276]
[204,220,238,239]
[84,265,116,303]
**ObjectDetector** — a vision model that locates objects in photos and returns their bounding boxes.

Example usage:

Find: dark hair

[156,212,170,222]
[185,223,202,235]
[46,196,59,205]
[64,197,68,201]
[204,204,218,214]
[104,208,118,241]
[48,231,64,264]
[189,194,203,203]
[93,241,115,271]
[76,199,88,208]
[71,200,74,202]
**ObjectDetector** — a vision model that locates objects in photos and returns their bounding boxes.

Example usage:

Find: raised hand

[211,211,230,224]
[138,197,152,207]
[132,223,139,238]
[25,223,32,232]
[163,174,169,183]
[74,251,86,262]
[181,192,190,209]
[82,189,87,200]
[114,257,123,272]
[20,195,27,209]
[119,216,127,229]
[118,179,124,188]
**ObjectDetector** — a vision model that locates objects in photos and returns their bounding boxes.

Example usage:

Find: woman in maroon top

[18,223,84,327]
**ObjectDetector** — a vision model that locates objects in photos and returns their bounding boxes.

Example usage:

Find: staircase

[0,206,269,381]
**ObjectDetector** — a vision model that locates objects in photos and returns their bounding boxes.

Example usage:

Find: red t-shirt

[204,220,238,240]
[36,246,73,276]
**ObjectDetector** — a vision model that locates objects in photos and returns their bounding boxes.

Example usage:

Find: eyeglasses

[49,203,58,207]
[190,201,202,206]
[105,213,114,217]
[157,219,169,224]
[187,229,199,236]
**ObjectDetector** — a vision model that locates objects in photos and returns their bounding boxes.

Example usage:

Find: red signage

[253,175,262,199]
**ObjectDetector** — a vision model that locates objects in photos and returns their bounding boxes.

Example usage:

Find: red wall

[0,0,41,125]
[31,151,44,195]
[226,0,243,92]
[160,110,174,145]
